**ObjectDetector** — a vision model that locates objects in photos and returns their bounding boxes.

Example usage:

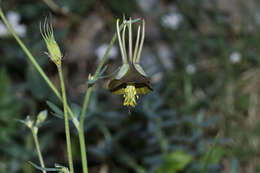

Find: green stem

[58,66,74,173]
[78,20,131,173]
[31,128,46,173]
[78,87,92,173]
[0,8,79,130]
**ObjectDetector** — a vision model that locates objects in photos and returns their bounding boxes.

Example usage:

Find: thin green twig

[58,66,74,173]
[31,129,46,173]
[78,88,92,173]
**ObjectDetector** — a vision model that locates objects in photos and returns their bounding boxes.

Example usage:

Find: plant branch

[0,8,79,130]
[77,19,139,173]
[58,66,74,173]
[31,129,46,173]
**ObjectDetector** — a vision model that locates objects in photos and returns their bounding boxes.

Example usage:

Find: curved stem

[58,66,74,173]
[0,8,79,130]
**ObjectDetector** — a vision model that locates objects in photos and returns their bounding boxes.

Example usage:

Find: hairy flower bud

[40,18,62,66]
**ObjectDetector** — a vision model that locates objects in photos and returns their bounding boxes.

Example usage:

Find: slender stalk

[0,8,79,130]
[31,129,46,173]
[58,66,74,173]
[78,88,92,173]
[78,21,130,173]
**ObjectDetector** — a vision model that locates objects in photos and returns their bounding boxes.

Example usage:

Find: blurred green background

[1,0,260,172]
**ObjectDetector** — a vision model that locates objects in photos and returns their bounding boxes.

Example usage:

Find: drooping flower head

[108,18,152,107]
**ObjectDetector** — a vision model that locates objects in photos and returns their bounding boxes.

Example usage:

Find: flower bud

[24,115,34,129]
[40,18,62,66]
[36,110,48,127]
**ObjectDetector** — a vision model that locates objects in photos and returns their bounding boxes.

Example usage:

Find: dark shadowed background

[0,0,260,173]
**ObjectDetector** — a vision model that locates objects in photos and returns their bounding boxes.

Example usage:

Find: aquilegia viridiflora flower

[108,18,152,107]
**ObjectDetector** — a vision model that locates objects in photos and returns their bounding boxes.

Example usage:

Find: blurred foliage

[156,150,193,173]
[0,69,20,143]
[107,0,135,16]
[0,69,25,172]
[1,0,260,173]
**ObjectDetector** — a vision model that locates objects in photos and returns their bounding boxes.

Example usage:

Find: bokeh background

[1,0,260,172]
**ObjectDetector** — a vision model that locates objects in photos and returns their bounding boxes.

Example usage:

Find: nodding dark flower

[108,18,152,107]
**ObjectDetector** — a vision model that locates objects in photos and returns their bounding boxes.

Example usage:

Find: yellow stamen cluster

[123,85,139,107]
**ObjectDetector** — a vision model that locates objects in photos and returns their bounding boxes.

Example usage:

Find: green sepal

[133,63,147,77]
[115,64,130,80]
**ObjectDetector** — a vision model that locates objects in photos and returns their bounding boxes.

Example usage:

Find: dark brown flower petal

[108,64,152,95]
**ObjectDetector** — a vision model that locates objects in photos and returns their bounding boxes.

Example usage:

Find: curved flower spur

[108,18,153,107]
